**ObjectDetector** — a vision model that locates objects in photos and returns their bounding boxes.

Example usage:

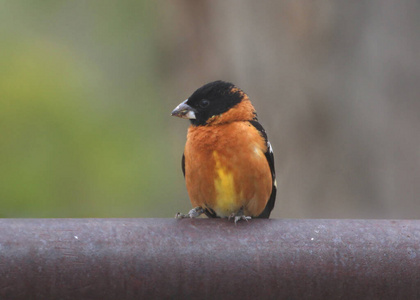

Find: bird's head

[171,80,257,126]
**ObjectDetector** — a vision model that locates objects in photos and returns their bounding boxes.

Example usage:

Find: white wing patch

[267,141,276,187]
[268,141,273,154]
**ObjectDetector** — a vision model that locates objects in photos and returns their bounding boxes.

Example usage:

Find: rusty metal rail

[0,218,419,299]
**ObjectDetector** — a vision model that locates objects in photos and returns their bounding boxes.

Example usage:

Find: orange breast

[184,121,272,217]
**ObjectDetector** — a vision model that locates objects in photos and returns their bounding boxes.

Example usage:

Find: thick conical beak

[171,99,197,119]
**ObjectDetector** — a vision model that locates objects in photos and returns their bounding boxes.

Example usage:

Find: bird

[171,80,276,222]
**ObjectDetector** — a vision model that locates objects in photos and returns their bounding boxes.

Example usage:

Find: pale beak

[171,99,197,119]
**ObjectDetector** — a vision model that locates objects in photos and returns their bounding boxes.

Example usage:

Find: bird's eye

[199,99,210,108]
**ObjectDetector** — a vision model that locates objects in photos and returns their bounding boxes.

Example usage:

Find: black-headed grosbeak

[171,81,276,222]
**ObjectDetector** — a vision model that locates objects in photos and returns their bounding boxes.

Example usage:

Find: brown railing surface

[0,218,419,299]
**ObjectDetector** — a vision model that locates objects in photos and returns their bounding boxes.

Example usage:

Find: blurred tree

[161,0,420,218]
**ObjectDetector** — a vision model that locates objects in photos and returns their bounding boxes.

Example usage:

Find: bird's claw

[234,215,252,224]
[175,207,204,219]
[228,212,252,224]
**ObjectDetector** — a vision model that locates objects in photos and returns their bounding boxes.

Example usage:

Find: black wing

[249,120,277,218]
[182,153,185,177]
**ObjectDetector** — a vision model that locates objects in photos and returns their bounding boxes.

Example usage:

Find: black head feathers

[185,81,245,126]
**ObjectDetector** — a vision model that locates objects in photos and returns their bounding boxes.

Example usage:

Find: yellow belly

[212,151,241,216]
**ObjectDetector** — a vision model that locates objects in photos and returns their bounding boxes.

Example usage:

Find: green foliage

[0,2,185,217]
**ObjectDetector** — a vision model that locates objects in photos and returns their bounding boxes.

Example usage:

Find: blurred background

[1,1,419,218]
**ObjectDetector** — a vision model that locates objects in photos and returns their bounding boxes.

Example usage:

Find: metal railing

[1,218,419,299]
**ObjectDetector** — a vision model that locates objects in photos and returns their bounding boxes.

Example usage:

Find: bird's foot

[234,215,252,224]
[228,211,252,224]
[175,206,204,219]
